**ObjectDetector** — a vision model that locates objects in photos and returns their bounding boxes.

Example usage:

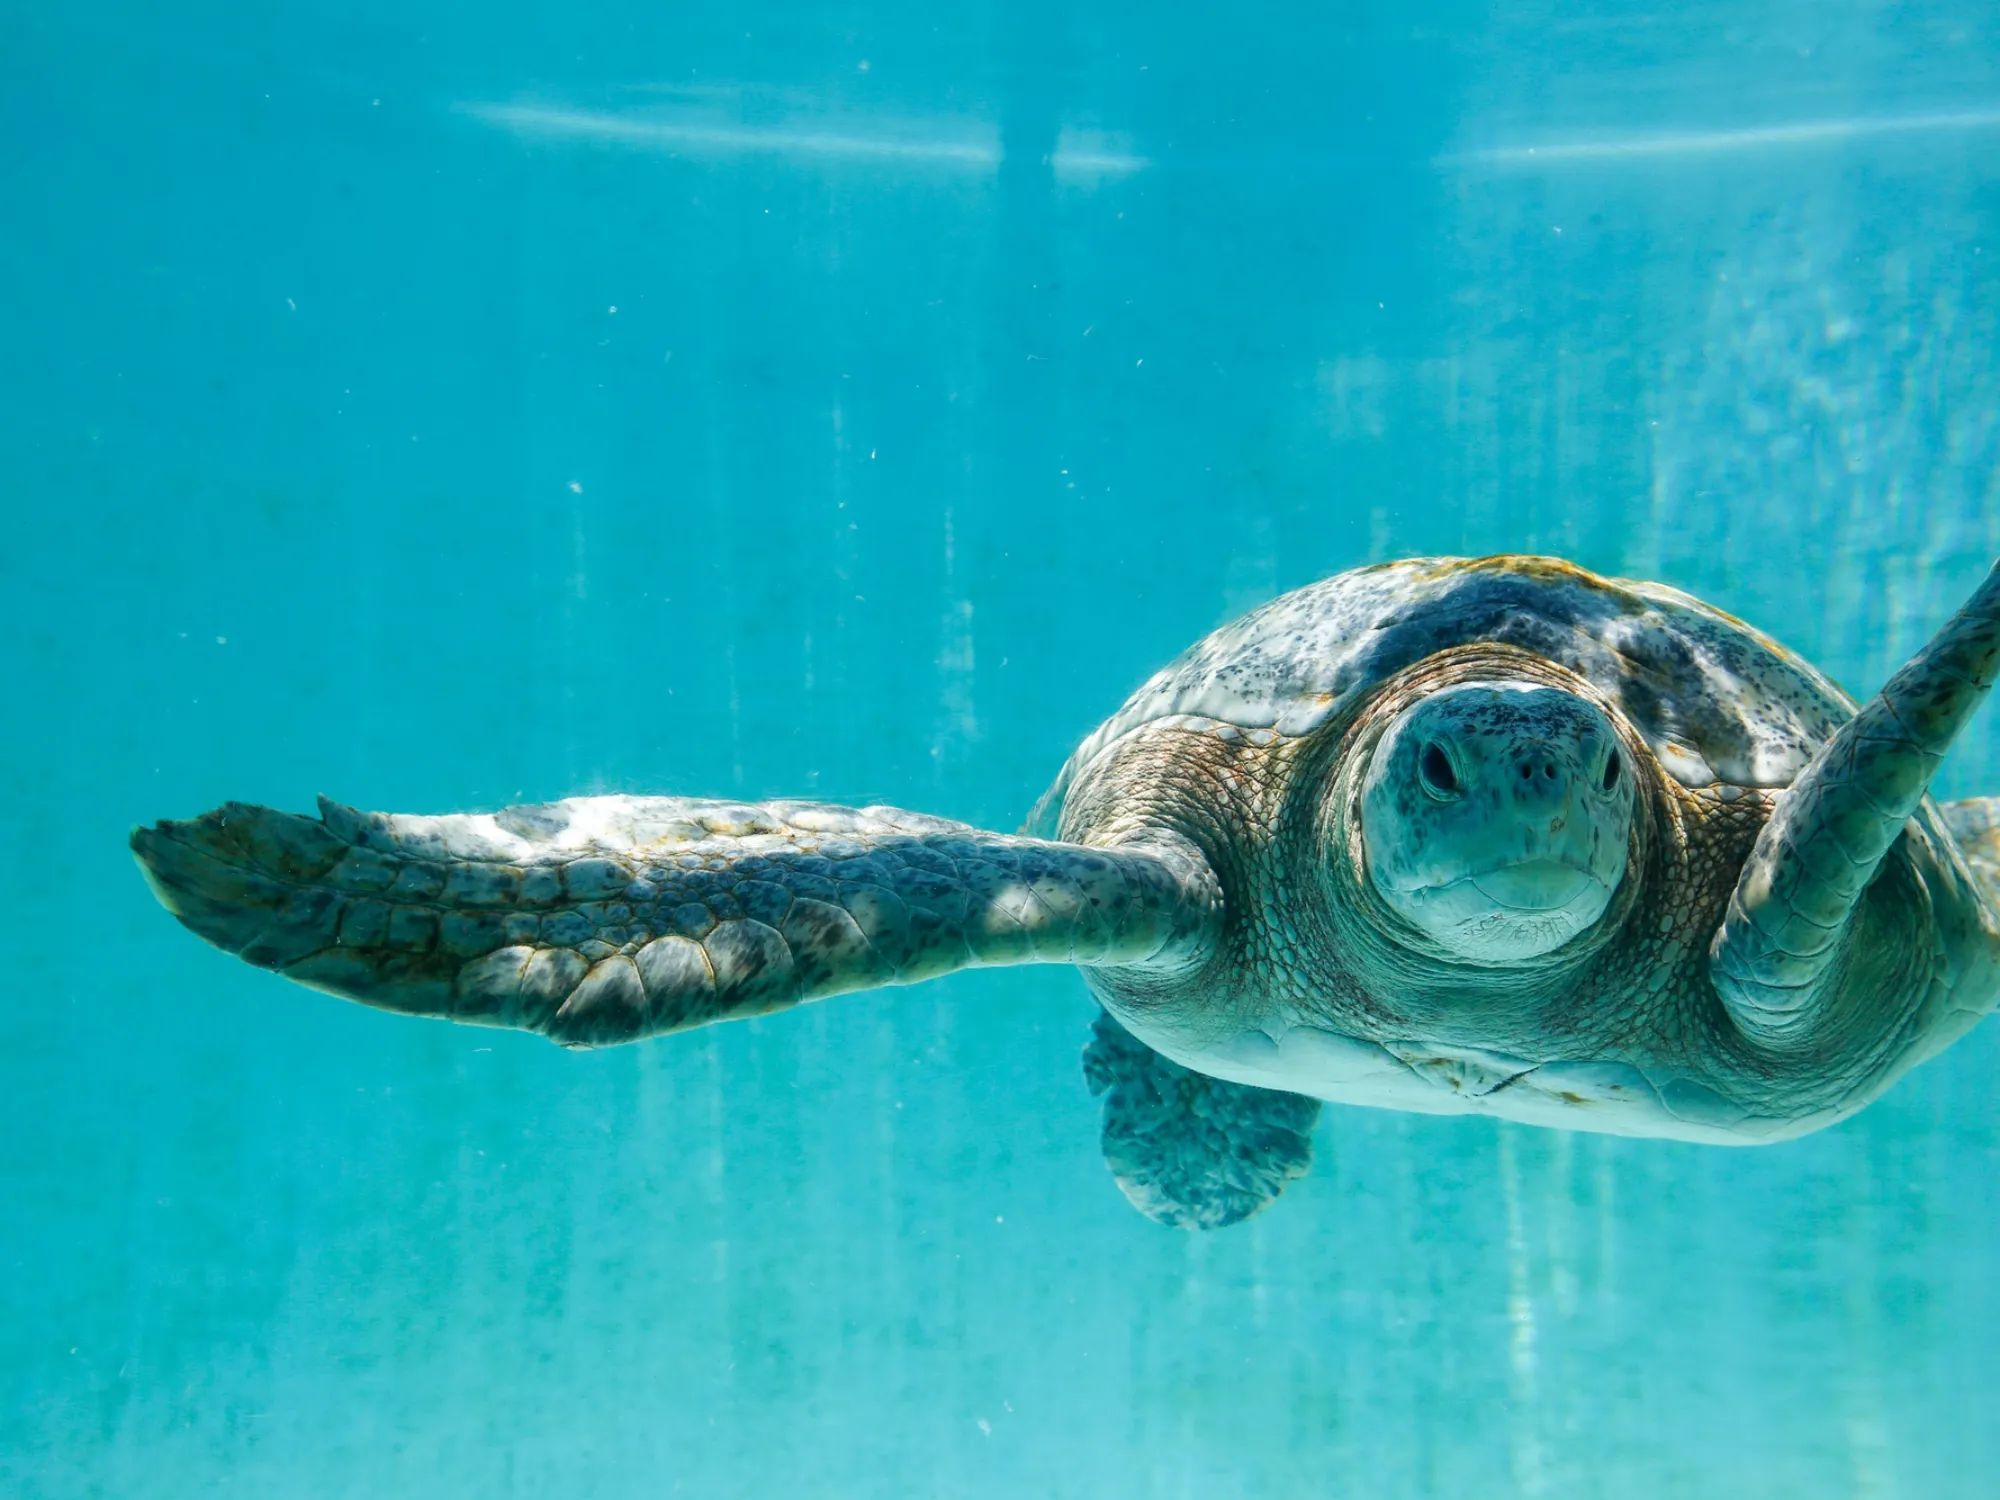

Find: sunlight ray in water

[1500,1128,1545,1498]
[459,101,1150,179]
[460,100,1003,167]
[1453,104,2000,166]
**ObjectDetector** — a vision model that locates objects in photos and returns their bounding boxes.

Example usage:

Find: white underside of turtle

[132,555,2000,1229]
[1152,1016,1847,1144]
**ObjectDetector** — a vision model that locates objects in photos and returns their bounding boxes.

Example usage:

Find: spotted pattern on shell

[1030,555,1853,840]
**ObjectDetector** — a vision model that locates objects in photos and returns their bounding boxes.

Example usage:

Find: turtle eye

[1419,742,1461,799]
[1601,747,1622,792]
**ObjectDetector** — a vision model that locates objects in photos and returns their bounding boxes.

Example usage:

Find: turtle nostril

[1420,742,1460,797]
[1602,747,1622,792]
[1544,761,1558,780]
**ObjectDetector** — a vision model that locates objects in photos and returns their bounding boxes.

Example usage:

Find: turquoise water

[6,3,2000,1495]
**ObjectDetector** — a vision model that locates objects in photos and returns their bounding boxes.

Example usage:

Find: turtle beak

[1471,860,1597,913]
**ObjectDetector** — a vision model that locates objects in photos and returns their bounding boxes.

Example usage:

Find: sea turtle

[132,555,2000,1229]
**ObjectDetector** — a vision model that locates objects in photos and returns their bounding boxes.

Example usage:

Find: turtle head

[1359,681,1634,962]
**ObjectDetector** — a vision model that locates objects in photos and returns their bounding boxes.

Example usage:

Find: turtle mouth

[1393,860,1613,961]
[1396,860,1603,912]
[1466,860,1600,912]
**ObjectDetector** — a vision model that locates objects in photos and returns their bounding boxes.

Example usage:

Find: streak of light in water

[1453,104,2000,166]
[460,101,1150,180]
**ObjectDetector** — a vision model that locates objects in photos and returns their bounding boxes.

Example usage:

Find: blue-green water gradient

[5,2,2000,1495]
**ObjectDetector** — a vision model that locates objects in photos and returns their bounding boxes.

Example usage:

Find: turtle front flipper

[1711,559,2000,1047]
[132,794,1221,1047]
[1081,1009,1321,1229]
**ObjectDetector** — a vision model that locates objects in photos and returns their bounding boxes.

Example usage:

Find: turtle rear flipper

[1083,1009,1321,1229]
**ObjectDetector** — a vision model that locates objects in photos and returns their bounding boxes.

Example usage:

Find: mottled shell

[1033,556,1854,831]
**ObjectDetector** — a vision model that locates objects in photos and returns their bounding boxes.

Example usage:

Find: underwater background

[5,1,2000,1495]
